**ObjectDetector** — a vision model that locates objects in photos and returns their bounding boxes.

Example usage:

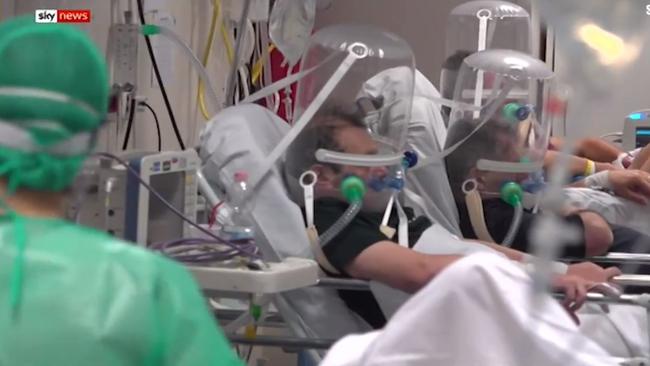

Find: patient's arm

[345,242,462,294]
[544,150,592,177]
[464,238,526,261]
[544,150,616,177]
[572,169,650,205]
[549,136,622,163]
[576,137,622,163]
[466,240,620,283]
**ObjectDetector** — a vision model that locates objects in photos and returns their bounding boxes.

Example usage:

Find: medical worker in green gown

[0,16,243,366]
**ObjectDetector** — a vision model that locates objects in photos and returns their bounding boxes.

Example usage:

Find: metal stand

[227,334,335,350]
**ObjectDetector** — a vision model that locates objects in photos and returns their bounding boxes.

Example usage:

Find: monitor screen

[147,171,185,246]
[636,127,650,149]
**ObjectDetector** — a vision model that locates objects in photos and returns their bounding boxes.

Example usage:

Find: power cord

[136,0,186,150]
[121,97,136,150]
[138,101,162,152]
[120,98,162,151]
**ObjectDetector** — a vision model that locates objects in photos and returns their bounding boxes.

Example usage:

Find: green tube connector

[341,176,366,203]
[250,303,262,321]
[500,181,523,207]
[141,24,160,36]
[502,102,520,122]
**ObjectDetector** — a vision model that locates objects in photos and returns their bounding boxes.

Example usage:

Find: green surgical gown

[0,216,243,366]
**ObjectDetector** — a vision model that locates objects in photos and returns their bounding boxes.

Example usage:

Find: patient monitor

[70,150,200,247]
[623,109,650,151]
[122,150,199,246]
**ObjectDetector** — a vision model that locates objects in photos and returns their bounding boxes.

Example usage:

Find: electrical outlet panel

[109,24,139,88]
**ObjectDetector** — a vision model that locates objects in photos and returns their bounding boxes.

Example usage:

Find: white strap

[381,195,394,229]
[403,187,430,218]
[248,52,358,196]
[300,171,339,274]
[240,51,339,105]
[395,198,409,247]
[477,9,489,52]
[379,195,396,238]
[473,9,490,119]
[306,226,341,275]
[413,80,516,172]
[303,184,315,228]
[465,189,496,243]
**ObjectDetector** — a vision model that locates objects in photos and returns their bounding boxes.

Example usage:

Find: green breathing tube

[500,181,524,247]
[318,176,366,247]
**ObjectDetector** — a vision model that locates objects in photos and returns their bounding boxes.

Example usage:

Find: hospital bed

[191,102,650,364]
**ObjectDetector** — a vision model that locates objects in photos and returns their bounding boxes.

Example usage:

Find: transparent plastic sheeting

[441,1,531,102]
[269,0,317,67]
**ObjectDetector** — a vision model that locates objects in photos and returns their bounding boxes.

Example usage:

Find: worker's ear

[312,164,338,190]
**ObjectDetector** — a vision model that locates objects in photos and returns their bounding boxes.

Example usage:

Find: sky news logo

[35,9,91,23]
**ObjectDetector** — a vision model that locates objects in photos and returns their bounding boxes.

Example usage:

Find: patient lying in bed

[286,106,647,360]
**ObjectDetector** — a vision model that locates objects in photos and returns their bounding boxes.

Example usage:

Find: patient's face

[335,126,388,182]
[477,131,528,192]
[315,125,391,212]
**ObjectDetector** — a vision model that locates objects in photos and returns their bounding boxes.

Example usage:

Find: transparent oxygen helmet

[284,24,416,213]
[444,49,563,213]
[446,49,558,178]
[443,49,561,247]
[441,1,531,110]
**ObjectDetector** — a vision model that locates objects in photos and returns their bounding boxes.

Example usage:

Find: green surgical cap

[0,16,109,192]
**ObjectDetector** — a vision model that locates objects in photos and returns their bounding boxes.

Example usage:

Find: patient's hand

[595,162,620,172]
[551,274,595,324]
[609,170,650,205]
[567,262,621,283]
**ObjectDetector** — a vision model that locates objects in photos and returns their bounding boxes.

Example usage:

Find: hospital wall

[7,0,636,146]
[12,0,230,153]
[554,31,650,140]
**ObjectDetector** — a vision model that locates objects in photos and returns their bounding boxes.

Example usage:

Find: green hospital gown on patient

[0,216,243,366]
